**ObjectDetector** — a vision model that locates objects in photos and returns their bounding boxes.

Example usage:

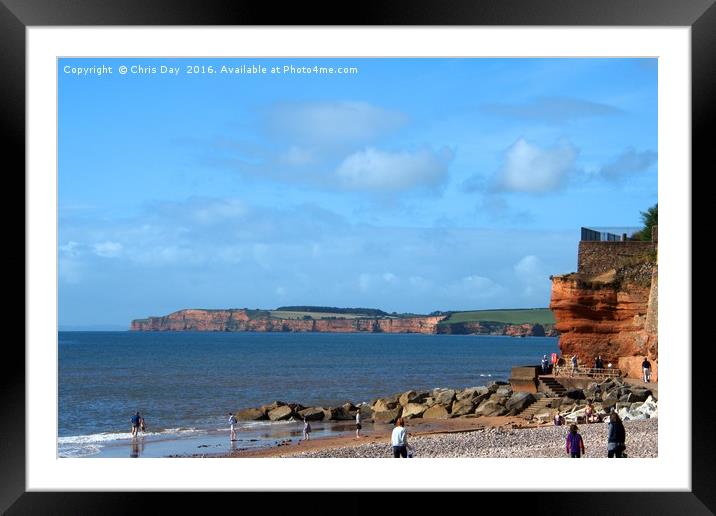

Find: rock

[372,407,402,424]
[402,403,428,419]
[297,407,325,421]
[505,392,536,412]
[399,390,429,407]
[356,402,374,420]
[373,398,399,412]
[474,400,507,416]
[423,405,450,419]
[565,389,586,400]
[268,405,294,421]
[236,407,267,421]
[496,385,513,397]
[322,407,339,420]
[487,381,507,393]
[260,400,287,413]
[433,389,457,406]
[451,398,477,416]
[601,399,617,412]
[627,388,652,403]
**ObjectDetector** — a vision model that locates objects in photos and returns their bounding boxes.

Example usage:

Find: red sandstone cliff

[131,310,446,334]
[130,309,552,336]
[549,268,658,380]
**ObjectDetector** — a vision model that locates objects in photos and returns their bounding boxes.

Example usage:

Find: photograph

[58,56,659,460]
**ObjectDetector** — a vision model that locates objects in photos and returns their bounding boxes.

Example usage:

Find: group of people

[300,407,364,442]
[130,412,146,437]
[564,411,628,458]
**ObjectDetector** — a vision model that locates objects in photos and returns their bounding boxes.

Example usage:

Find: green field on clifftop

[439,308,555,325]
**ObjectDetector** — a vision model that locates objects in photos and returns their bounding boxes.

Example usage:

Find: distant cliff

[130,309,553,336]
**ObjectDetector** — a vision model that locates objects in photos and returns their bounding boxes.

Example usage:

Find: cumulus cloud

[268,101,407,145]
[481,96,623,123]
[492,138,578,194]
[335,147,453,192]
[598,148,657,181]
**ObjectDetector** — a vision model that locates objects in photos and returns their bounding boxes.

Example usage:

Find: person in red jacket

[566,424,585,458]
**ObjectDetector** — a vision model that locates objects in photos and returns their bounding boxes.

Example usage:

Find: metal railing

[552,365,622,379]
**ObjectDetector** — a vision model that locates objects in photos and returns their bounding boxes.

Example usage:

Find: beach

[212,416,657,459]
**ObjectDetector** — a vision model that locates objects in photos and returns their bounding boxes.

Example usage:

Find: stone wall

[577,241,656,275]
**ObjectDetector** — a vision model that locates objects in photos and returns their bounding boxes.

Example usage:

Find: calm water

[58,331,558,456]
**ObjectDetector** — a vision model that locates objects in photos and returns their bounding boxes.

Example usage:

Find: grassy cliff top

[439,308,555,326]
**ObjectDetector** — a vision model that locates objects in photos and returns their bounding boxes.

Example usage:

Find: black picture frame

[3,0,707,513]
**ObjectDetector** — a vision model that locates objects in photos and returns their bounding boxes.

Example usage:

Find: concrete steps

[539,377,567,397]
[519,398,555,419]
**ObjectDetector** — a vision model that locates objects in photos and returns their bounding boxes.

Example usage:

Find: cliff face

[130,310,552,336]
[549,269,658,380]
[131,310,445,334]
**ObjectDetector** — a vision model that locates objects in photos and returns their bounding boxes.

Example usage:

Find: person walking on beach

[302,417,311,441]
[607,412,626,458]
[642,357,652,383]
[138,413,146,434]
[355,408,362,439]
[228,412,238,441]
[565,424,585,458]
[391,418,412,458]
[130,412,141,437]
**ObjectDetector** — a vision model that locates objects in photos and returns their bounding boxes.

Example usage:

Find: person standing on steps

[541,355,549,374]
[571,355,578,376]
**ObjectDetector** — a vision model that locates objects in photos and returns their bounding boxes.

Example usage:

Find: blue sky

[58,58,657,327]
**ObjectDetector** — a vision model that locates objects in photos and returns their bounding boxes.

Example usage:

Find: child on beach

[355,408,362,439]
[566,424,585,458]
[303,417,311,441]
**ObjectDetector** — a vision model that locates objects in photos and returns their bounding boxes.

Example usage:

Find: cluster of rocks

[532,377,658,424]
[235,382,541,424]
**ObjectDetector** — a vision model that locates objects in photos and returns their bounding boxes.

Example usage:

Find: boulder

[236,407,267,421]
[399,390,429,407]
[297,407,325,421]
[505,392,536,413]
[474,400,498,416]
[496,385,513,397]
[565,389,586,400]
[373,407,402,425]
[457,386,489,400]
[356,403,374,420]
[322,407,339,420]
[402,403,428,419]
[268,405,294,421]
[423,405,450,419]
[601,399,617,412]
[433,389,457,406]
[373,398,399,412]
[627,388,652,403]
[260,400,287,413]
[451,398,477,416]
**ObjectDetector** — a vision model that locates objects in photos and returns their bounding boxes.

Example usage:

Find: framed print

[4,0,709,512]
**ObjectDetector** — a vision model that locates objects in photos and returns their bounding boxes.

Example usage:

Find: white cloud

[59,241,80,258]
[493,138,577,193]
[93,241,123,258]
[268,101,407,144]
[335,147,453,191]
[599,148,657,181]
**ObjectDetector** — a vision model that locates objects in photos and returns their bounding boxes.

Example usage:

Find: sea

[58,331,559,458]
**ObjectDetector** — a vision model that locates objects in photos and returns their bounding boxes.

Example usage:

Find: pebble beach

[276,418,657,458]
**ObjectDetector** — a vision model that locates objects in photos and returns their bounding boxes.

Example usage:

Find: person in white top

[355,407,362,439]
[391,417,412,458]
[228,412,238,441]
